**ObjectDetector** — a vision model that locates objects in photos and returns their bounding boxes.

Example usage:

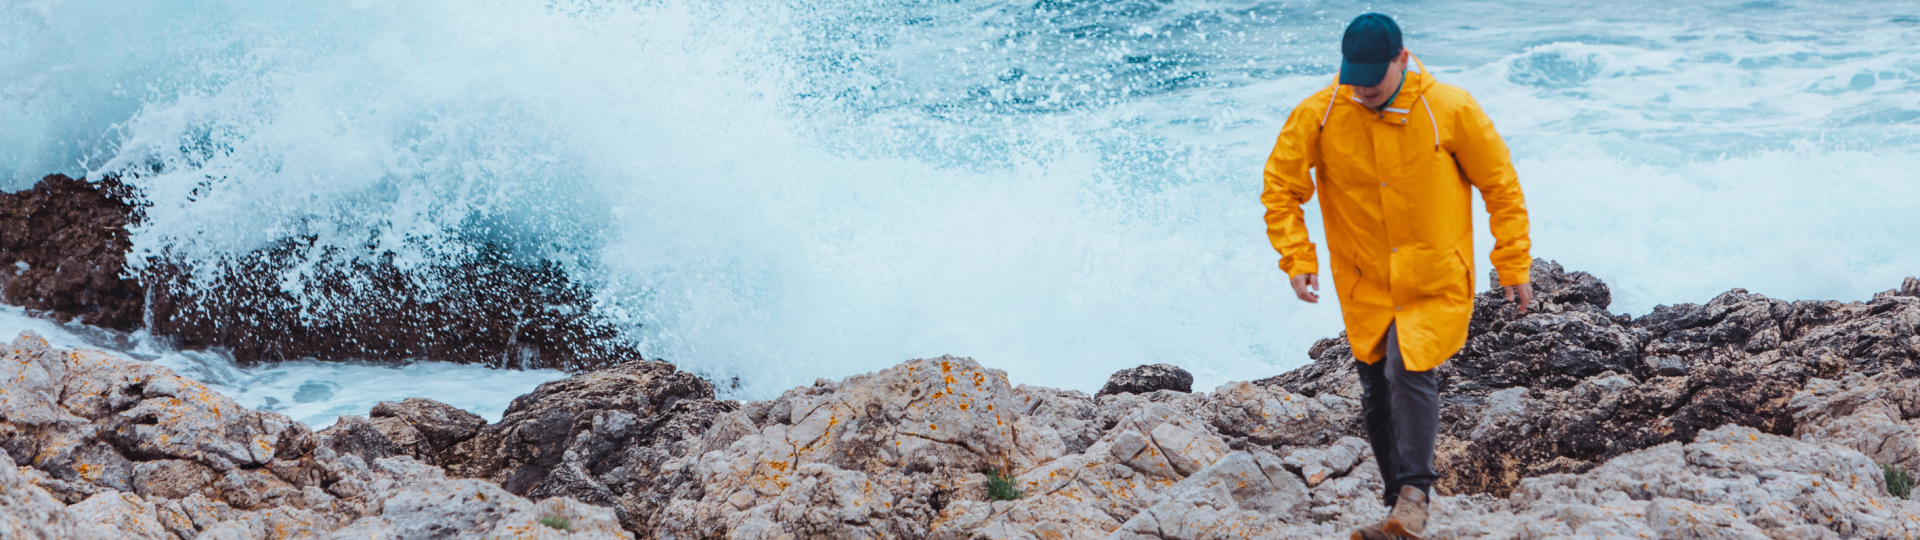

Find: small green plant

[986,467,1023,501]
[1884,463,1913,499]
[538,516,573,531]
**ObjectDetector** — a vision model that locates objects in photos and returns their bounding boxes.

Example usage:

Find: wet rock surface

[0,174,632,371]
[0,174,143,331]
[138,242,636,371]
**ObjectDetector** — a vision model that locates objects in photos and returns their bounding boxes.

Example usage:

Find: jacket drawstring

[1319,88,1338,131]
[1420,95,1439,151]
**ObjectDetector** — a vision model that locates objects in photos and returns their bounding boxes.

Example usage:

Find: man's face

[1348,49,1409,109]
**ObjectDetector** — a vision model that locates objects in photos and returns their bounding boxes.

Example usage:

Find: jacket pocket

[1336,262,1362,301]
[1414,246,1471,300]
[1453,246,1476,300]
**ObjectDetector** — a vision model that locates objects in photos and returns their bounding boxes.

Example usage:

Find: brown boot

[1349,522,1391,540]
[1381,486,1429,539]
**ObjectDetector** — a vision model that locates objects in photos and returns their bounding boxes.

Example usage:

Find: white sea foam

[2,0,1916,408]
[0,306,562,427]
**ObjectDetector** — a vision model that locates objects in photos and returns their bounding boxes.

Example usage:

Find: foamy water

[0,306,562,427]
[3,0,1916,414]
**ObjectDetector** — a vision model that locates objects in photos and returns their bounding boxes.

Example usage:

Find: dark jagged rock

[370,397,486,459]
[316,415,407,465]
[1258,258,1920,497]
[1097,363,1196,396]
[0,174,144,331]
[138,241,639,371]
[0,173,636,371]
[429,359,736,534]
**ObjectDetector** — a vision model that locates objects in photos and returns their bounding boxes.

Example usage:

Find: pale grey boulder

[1105,451,1311,540]
[66,490,171,539]
[1205,381,1355,448]
[323,457,629,539]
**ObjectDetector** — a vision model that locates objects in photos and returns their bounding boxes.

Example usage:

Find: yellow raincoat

[1261,54,1532,371]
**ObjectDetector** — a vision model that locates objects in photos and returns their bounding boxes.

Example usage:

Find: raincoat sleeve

[1261,92,1327,278]
[1448,91,1533,287]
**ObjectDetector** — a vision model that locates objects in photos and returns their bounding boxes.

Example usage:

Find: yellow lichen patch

[986,403,994,412]
[77,463,100,481]
[929,424,938,431]
[769,461,789,472]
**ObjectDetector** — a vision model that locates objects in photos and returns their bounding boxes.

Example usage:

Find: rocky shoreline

[4,258,1920,538]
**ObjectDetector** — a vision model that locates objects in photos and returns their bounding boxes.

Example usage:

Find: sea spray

[1,0,1915,410]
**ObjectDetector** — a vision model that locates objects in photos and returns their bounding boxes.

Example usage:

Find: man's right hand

[1290,273,1320,304]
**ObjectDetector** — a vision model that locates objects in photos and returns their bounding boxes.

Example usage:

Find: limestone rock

[1281,436,1367,487]
[323,457,630,539]
[66,491,171,539]
[1098,364,1195,396]
[0,331,632,540]
[1107,451,1312,540]
[131,459,218,499]
[659,356,1019,539]
[0,452,116,539]
[1207,381,1355,447]
[0,330,309,474]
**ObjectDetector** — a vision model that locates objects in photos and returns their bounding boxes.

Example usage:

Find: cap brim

[1339,60,1390,87]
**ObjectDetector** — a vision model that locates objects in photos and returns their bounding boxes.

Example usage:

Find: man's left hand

[1504,282,1534,314]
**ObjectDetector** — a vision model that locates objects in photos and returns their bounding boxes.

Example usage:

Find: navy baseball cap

[1340,13,1403,87]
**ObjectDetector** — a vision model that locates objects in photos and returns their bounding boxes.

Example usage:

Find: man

[1259,13,1535,540]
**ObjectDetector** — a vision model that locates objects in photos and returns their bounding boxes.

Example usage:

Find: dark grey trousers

[1354,322,1439,508]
